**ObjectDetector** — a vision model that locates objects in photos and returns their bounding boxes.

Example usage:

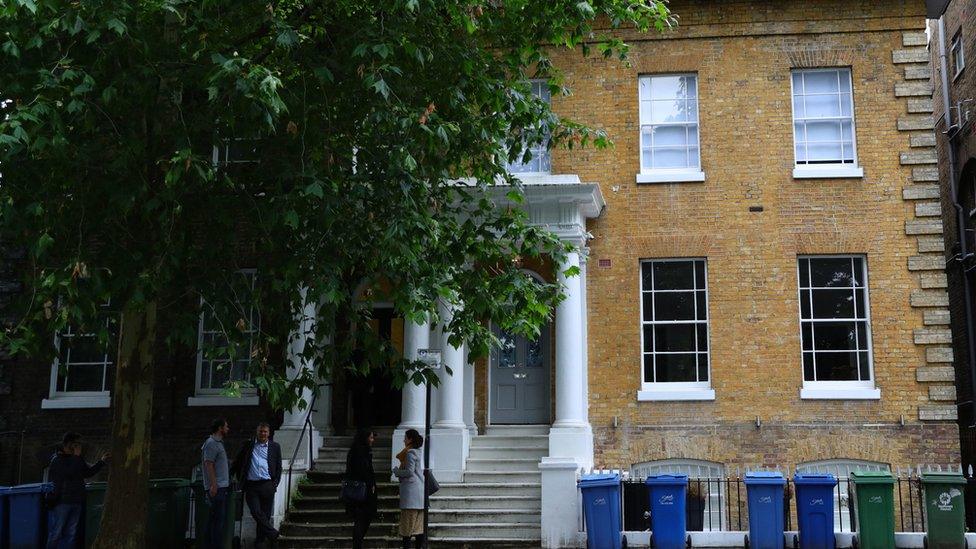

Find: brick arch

[787,47,860,68]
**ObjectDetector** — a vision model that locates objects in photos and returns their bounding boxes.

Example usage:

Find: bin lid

[850,470,894,484]
[793,473,838,486]
[921,471,966,483]
[578,473,620,488]
[744,471,786,485]
[6,482,53,494]
[644,474,688,486]
[86,482,109,490]
[149,478,191,488]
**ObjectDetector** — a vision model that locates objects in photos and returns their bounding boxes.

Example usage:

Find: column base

[540,457,585,549]
[428,426,470,483]
[548,423,593,470]
[275,425,320,472]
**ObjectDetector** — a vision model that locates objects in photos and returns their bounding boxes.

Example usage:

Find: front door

[490,323,551,424]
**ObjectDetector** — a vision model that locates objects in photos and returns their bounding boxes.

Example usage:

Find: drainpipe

[937,16,976,426]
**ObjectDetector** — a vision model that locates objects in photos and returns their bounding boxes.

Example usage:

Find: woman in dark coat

[345,428,377,549]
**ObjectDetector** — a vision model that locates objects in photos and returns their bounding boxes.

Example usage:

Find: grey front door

[490,323,551,424]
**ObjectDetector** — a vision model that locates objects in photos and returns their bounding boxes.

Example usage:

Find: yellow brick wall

[529,0,959,470]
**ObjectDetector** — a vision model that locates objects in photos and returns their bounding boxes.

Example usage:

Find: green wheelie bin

[921,471,967,549]
[84,479,190,548]
[191,485,242,549]
[850,470,896,549]
[84,482,108,548]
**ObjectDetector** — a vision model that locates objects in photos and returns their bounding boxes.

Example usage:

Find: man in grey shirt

[202,418,231,549]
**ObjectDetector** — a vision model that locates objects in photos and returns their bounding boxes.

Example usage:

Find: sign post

[416,348,441,549]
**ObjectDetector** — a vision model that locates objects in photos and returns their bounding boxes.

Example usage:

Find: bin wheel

[648,533,653,548]
[687,534,692,549]
[793,534,799,549]
[923,534,928,549]
[851,535,859,549]
[622,534,628,549]
[744,534,750,549]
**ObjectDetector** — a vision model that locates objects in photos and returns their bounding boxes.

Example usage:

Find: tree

[0,0,673,546]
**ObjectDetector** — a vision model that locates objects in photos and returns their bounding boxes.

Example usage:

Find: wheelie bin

[7,482,53,549]
[84,482,108,548]
[644,474,689,549]
[921,471,966,549]
[147,478,191,547]
[850,470,895,549]
[0,486,9,549]
[191,485,242,549]
[744,472,786,549]
[579,473,623,549]
[793,473,837,549]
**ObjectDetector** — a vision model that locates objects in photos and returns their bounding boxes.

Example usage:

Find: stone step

[314,459,393,474]
[318,446,392,458]
[430,495,541,510]
[465,458,540,472]
[286,508,400,522]
[485,425,549,436]
[462,471,541,483]
[293,494,400,509]
[467,447,548,460]
[428,509,540,524]
[469,435,549,449]
[305,470,390,483]
[321,434,393,447]
[277,535,537,549]
[430,522,541,540]
[279,521,400,537]
[436,482,541,497]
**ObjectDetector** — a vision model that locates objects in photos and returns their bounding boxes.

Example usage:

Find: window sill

[187,395,259,407]
[793,166,864,179]
[41,395,111,409]
[800,387,880,400]
[636,170,706,184]
[637,388,715,402]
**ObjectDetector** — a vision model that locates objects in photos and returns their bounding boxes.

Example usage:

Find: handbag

[425,471,440,496]
[340,479,368,503]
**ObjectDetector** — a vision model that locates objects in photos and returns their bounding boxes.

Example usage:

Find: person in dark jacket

[46,432,109,549]
[231,422,282,548]
[345,428,377,549]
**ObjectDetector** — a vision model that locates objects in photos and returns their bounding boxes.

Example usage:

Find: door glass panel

[526,335,544,369]
[497,331,518,368]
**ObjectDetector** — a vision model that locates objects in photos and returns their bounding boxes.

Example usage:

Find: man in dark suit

[232,422,282,547]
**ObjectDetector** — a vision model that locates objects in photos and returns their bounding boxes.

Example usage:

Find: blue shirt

[247,440,271,481]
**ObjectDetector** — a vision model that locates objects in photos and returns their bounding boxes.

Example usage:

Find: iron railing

[285,384,323,511]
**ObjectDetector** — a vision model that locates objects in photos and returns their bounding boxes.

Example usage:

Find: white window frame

[637,258,714,401]
[797,255,880,400]
[42,304,116,409]
[952,31,965,80]
[506,80,552,176]
[637,74,705,184]
[212,137,260,166]
[630,459,727,531]
[790,68,864,179]
[190,269,260,406]
[796,459,890,532]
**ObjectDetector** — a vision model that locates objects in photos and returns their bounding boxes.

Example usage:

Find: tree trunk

[92,300,157,549]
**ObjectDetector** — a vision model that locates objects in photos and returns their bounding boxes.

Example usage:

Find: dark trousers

[46,503,82,549]
[350,501,374,549]
[244,479,278,543]
[207,487,229,549]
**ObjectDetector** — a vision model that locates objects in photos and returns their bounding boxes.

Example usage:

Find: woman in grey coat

[393,429,425,549]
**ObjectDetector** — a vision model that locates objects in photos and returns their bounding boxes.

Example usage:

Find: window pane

[649,75,685,100]
[655,324,696,352]
[839,71,851,92]
[697,354,709,382]
[799,258,811,288]
[810,258,855,287]
[652,147,687,168]
[641,149,653,170]
[813,322,857,351]
[62,364,104,392]
[644,354,655,383]
[642,293,654,321]
[652,125,688,146]
[805,121,843,142]
[643,325,654,353]
[653,262,695,290]
[811,289,855,319]
[684,76,698,99]
[656,354,698,382]
[654,291,696,321]
[688,147,700,168]
[497,331,517,368]
[696,291,707,319]
[697,324,708,352]
[800,290,811,319]
[640,103,653,126]
[641,262,654,290]
[803,352,815,381]
[63,336,107,364]
[639,78,652,101]
[807,143,843,162]
[694,261,706,288]
[814,351,859,381]
[793,95,805,118]
[804,71,840,93]
[858,352,870,381]
[802,323,813,351]
[840,93,852,116]
[804,94,841,118]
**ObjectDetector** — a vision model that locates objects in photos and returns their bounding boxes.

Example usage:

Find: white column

[434,300,466,429]
[464,346,477,436]
[429,299,470,482]
[549,248,593,469]
[398,318,430,430]
[580,249,590,425]
[278,289,319,471]
[554,250,586,428]
[392,318,430,473]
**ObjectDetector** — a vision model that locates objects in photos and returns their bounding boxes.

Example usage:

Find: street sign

[417,348,442,369]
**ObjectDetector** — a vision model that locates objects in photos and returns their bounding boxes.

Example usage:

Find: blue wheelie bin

[0,486,9,549]
[793,473,837,549]
[645,474,689,549]
[7,482,53,549]
[744,472,786,549]
[579,473,622,549]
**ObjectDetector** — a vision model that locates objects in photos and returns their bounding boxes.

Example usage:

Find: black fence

[580,470,976,534]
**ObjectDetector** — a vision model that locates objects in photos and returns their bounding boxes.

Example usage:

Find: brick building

[0,1,962,547]
[928,0,976,473]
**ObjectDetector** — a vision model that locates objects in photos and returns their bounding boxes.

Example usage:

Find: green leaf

[304,182,324,199]
[106,18,126,36]
[372,78,390,99]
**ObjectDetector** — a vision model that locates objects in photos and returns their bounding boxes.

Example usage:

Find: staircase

[278,426,547,548]
[428,425,547,547]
